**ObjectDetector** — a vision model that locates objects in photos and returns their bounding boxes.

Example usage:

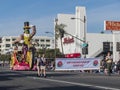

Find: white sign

[55,58,100,70]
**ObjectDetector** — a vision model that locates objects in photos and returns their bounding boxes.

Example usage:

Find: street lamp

[54,18,58,60]
[45,30,56,60]
[45,31,55,50]
[71,16,86,42]
[71,16,87,58]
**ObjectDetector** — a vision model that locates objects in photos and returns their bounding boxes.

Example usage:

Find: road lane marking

[28,76,120,90]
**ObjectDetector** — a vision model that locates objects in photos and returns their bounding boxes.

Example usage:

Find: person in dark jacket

[117,60,120,75]
[40,54,47,78]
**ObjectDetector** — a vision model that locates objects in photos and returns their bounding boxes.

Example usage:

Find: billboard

[104,21,120,31]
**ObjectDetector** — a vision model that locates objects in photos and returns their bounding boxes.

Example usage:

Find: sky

[0,0,120,37]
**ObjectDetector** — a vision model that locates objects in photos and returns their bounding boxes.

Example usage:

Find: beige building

[0,36,54,54]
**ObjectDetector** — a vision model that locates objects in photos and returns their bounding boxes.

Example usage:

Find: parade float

[10,22,37,70]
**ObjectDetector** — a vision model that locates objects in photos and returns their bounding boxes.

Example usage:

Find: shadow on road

[0,85,102,90]
[0,86,22,90]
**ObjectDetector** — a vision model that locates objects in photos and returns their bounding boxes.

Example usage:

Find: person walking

[36,54,41,77]
[105,52,113,76]
[40,54,47,78]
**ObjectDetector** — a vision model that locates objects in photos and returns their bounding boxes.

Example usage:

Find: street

[0,66,120,90]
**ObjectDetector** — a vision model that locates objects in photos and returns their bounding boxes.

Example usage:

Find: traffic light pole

[65,30,88,57]
[65,31,88,58]
[65,32,85,43]
[83,16,86,58]
[71,16,87,58]
[54,18,58,61]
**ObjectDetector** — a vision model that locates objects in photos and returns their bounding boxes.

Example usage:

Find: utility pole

[71,16,87,58]
[54,18,58,60]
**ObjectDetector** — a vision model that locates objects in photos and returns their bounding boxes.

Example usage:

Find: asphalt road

[0,66,120,90]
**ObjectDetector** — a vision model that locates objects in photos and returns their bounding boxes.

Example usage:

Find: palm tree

[55,23,66,55]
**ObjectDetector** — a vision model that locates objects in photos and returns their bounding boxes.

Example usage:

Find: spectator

[116,59,120,75]
[40,54,47,78]
[100,59,106,73]
[105,52,113,76]
[36,54,41,77]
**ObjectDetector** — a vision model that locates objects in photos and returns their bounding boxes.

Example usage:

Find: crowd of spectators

[100,52,120,75]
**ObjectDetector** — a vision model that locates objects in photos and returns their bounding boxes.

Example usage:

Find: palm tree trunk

[60,37,64,55]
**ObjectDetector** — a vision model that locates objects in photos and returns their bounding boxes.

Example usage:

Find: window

[41,39,44,42]
[46,39,50,42]
[46,44,50,47]
[12,38,16,41]
[6,39,10,41]
[12,44,16,46]
[18,43,22,46]
[41,44,45,47]
[35,39,39,42]
[6,44,10,47]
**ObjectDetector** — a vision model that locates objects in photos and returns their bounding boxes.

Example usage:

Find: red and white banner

[55,58,100,70]
[104,21,120,31]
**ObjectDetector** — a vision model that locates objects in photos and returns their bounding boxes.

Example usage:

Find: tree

[37,48,63,60]
[55,23,66,55]
[0,54,11,66]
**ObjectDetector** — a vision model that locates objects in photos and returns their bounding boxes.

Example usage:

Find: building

[55,6,120,62]
[56,6,86,58]
[0,36,54,54]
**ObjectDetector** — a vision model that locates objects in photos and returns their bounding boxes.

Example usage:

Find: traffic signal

[82,43,88,55]
[82,43,88,48]
[116,42,120,51]
[103,42,110,52]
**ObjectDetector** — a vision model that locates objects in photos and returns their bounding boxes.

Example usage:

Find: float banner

[55,58,100,70]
